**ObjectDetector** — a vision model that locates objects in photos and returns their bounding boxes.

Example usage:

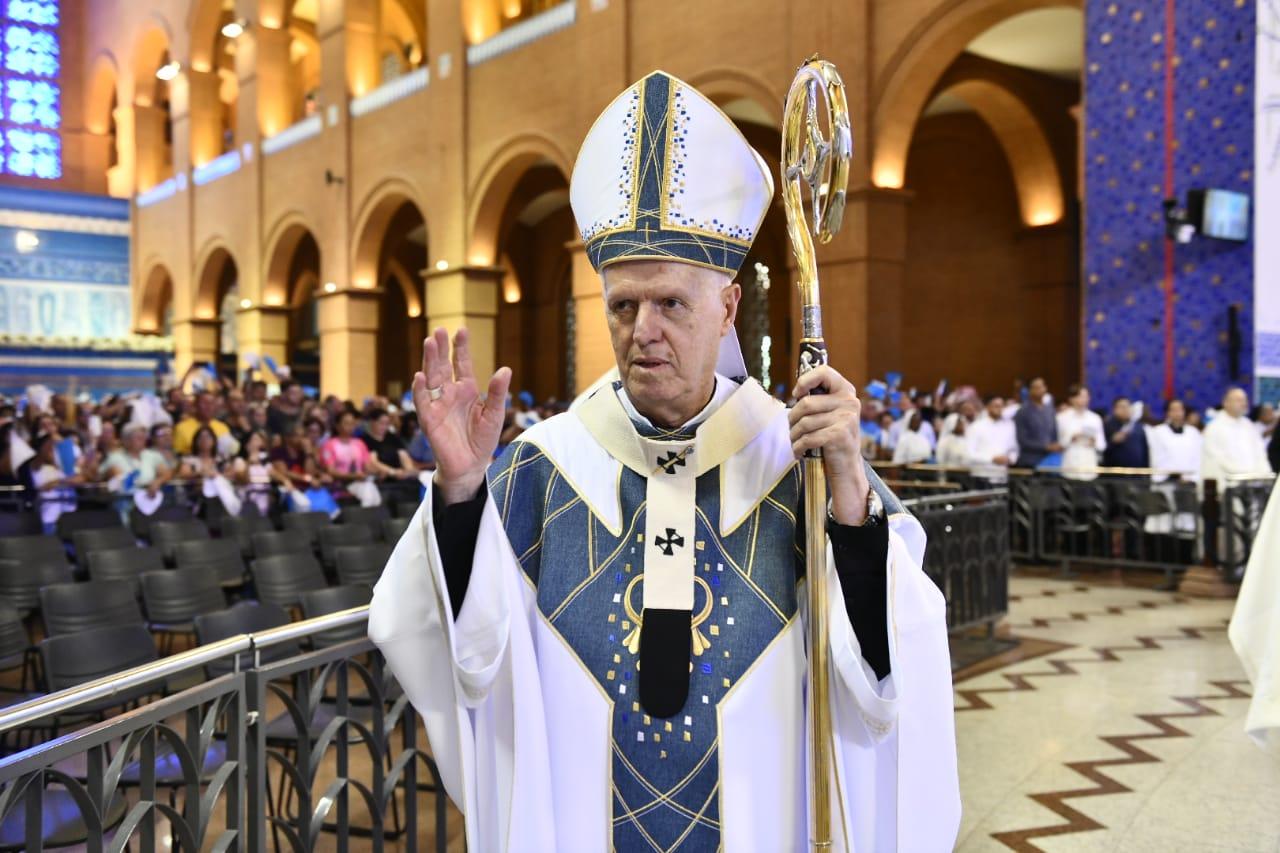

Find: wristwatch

[860,487,885,527]
[828,487,885,527]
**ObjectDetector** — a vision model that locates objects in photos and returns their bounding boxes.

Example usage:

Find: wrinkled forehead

[601,259,732,293]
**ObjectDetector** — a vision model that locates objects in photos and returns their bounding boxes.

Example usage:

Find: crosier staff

[781,56,852,853]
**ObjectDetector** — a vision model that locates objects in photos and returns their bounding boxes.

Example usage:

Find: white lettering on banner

[0,279,130,339]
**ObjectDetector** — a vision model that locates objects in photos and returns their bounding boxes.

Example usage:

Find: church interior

[0,0,1275,850]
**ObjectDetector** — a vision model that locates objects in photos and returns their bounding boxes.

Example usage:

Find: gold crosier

[782,56,852,852]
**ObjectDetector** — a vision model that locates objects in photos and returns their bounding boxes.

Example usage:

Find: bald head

[1222,387,1249,418]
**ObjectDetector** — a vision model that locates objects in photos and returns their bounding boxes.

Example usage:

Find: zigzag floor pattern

[954,575,1277,853]
[989,680,1252,852]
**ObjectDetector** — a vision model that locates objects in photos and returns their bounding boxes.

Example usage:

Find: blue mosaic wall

[0,0,61,179]
[1084,0,1255,414]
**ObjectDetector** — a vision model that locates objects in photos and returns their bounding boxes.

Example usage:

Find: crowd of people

[858,376,1279,487]
[0,370,1274,533]
[0,377,567,532]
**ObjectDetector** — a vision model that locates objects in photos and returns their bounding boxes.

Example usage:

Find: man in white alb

[1202,387,1270,487]
[367,71,960,852]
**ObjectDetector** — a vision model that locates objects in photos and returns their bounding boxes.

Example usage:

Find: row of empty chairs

[0,501,413,732]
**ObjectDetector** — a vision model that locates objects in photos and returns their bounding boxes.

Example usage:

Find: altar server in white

[369,70,960,852]
[1149,398,1202,484]
[1202,387,1270,486]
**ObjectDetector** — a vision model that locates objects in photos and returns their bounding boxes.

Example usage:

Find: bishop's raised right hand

[413,327,512,505]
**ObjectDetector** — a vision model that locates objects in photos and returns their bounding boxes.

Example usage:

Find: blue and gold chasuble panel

[487,423,802,852]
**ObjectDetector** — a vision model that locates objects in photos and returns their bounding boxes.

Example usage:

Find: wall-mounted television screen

[1187,188,1250,242]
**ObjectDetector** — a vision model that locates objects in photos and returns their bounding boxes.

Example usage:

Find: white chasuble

[369,378,960,851]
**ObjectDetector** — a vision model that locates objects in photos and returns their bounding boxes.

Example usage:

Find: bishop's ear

[720,282,742,333]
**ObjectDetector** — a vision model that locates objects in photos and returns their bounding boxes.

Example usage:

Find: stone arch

[187,0,227,73]
[385,256,424,318]
[938,79,1064,226]
[86,53,119,135]
[137,262,174,334]
[262,213,321,305]
[871,0,1081,189]
[466,133,573,266]
[130,22,173,109]
[193,242,238,318]
[351,178,428,289]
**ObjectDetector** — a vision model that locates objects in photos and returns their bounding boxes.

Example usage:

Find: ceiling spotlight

[156,61,181,81]
[434,260,449,271]
[323,282,337,293]
[221,18,249,38]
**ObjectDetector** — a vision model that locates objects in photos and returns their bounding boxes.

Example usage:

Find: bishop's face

[603,260,740,429]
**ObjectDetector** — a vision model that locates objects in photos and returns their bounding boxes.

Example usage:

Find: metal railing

[1213,474,1276,580]
[904,489,1010,635]
[0,607,448,852]
[885,461,1280,585]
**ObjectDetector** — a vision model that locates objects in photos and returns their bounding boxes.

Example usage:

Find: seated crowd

[0,377,567,532]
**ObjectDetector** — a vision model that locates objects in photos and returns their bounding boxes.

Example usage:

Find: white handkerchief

[133,489,163,516]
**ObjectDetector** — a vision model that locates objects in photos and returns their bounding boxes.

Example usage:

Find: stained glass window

[0,0,58,178]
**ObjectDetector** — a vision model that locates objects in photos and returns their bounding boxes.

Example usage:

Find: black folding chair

[0,557,74,620]
[317,524,374,572]
[140,568,229,653]
[71,526,137,574]
[251,529,311,559]
[298,584,373,647]
[250,553,327,612]
[39,580,145,637]
[333,543,394,588]
[173,538,249,590]
[280,511,332,551]
[148,519,212,566]
[337,505,391,541]
[86,546,166,595]
[222,513,277,559]
[0,534,68,566]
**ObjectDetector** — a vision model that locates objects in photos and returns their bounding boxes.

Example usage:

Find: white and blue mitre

[570,70,774,277]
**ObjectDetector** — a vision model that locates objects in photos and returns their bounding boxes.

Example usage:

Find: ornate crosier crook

[781,56,852,852]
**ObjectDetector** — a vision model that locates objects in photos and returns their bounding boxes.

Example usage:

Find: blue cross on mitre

[570,70,774,278]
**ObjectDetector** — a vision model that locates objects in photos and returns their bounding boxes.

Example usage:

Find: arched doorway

[137,263,175,336]
[263,219,323,388]
[286,0,322,123]
[86,55,120,194]
[486,163,574,405]
[130,27,175,191]
[378,0,427,83]
[189,0,240,161]
[373,202,428,399]
[195,246,240,380]
[281,234,322,390]
[890,6,1083,395]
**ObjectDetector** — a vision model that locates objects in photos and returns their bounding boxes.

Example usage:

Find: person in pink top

[319,410,372,485]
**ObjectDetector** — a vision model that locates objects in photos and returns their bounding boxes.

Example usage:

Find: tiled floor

[953,572,1280,853]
